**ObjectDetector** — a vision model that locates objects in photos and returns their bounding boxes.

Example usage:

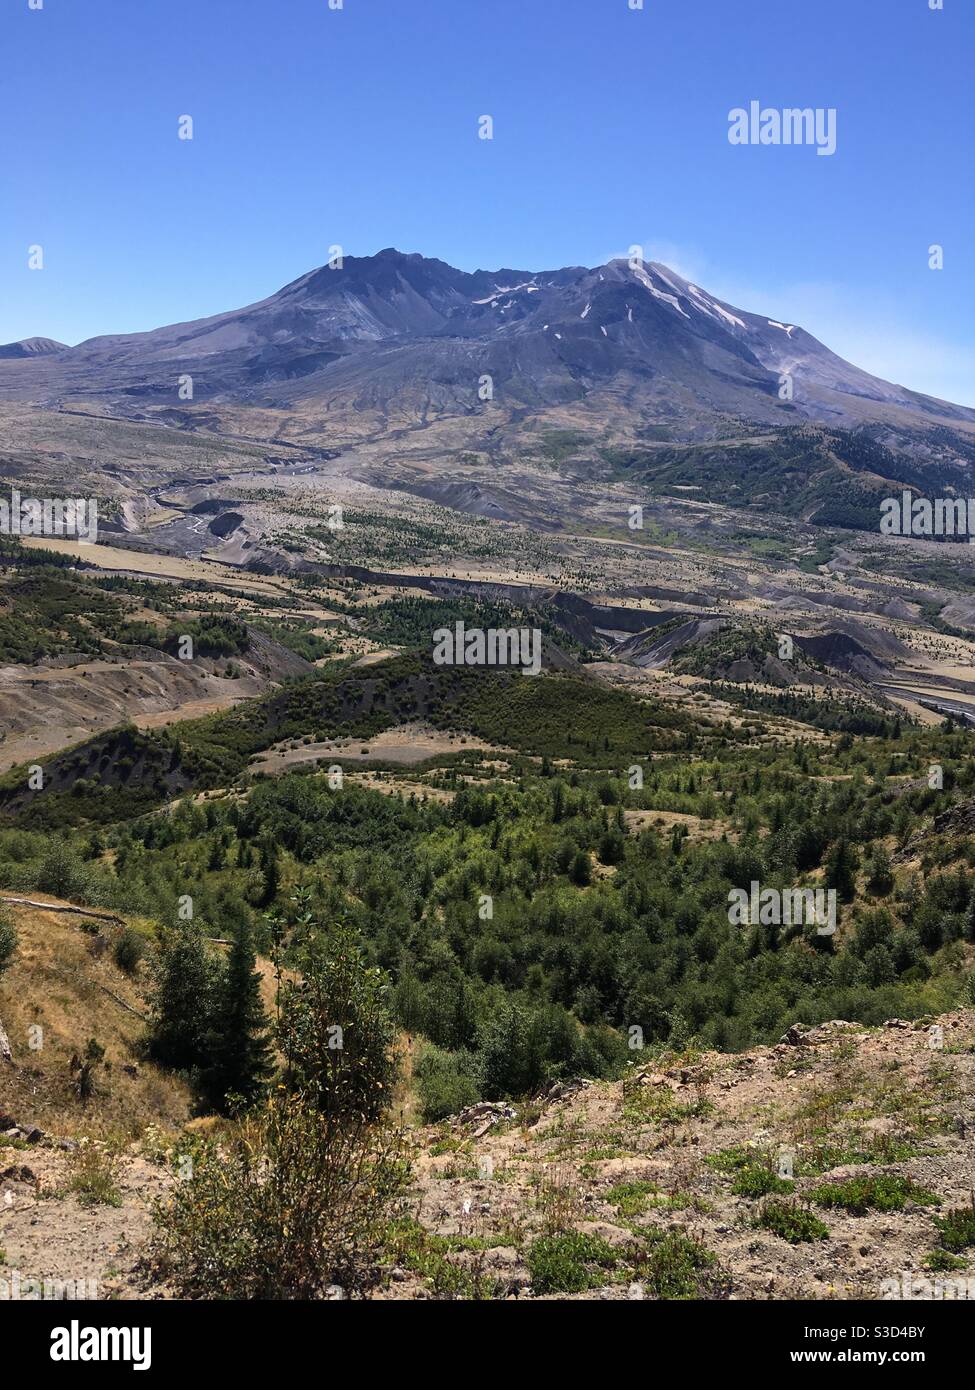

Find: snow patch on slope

[686,284,745,330]
[631,264,689,317]
[473,281,538,306]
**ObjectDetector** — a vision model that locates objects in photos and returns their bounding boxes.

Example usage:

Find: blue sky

[3,0,972,402]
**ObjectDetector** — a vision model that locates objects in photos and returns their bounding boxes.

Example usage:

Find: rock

[540,1077,590,1102]
[1,1164,36,1185]
[779,1024,807,1046]
[23,1126,44,1145]
[883,1019,911,1029]
[455,1101,516,1131]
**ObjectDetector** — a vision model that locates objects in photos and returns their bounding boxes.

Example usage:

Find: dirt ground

[249,722,509,772]
[4,989,974,1300]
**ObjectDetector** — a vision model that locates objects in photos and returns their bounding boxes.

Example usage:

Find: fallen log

[0,897,125,927]
[97,985,148,1021]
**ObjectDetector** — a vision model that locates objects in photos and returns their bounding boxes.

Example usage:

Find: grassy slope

[0,898,191,1138]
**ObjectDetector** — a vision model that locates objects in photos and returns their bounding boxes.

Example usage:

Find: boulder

[779,1023,807,1046]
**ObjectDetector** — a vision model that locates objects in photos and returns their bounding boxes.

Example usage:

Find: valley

[4,250,975,1307]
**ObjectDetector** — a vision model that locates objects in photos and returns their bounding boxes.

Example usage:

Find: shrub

[605,1180,658,1217]
[384,1217,502,1299]
[478,1002,547,1099]
[810,1175,940,1215]
[37,839,92,901]
[569,850,592,887]
[72,1037,106,1102]
[527,1231,618,1294]
[67,1142,121,1208]
[731,1164,795,1198]
[414,1045,480,1123]
[756,1199,829,1244]
[636,1229,722,1300]
[933,1198,975,1253]
[113,928,145,975]
[704,1146,754,1173]
[924,1249,967,1272]
[0,908,16,974]
[152,1090,409,1298]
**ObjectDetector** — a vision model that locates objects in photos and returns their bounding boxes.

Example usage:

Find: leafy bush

[383,1217,502,1299]
[0,908,16,974]
[152,1091,409,1298]
[924,1248,967,1272]
[279,919,397,1124]
[67,1142,121,1208]
[527,1231,618,1294]
[605,1180,659,1217]
[161,616,250,660]
[809,1175,940,1215]
[731,1164,794,1198]
[478,1002,547,1099]
[113,928,145,975]
[37,838,93,901]
[755,1199,829,1244]
[933,1198,975,1253]
[636,1229,722,1300]
[414,1045,481,1123]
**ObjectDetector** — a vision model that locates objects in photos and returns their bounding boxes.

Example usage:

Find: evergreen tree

[824,837,859,902]
[965,887,975,945]
[256,840,280,908]
[147,922,222,1072]
[569,849,591,886]
[203,919,274,1112]
[866,847,894,897]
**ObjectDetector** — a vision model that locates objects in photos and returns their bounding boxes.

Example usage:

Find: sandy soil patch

[250,723,507,772]
[624,808,731,842]
[20,538,290,597]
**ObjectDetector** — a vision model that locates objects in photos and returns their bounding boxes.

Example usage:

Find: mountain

[3,250,973,504]
[0,337,67,360]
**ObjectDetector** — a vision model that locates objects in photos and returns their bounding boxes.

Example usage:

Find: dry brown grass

[0,902,191,1140]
